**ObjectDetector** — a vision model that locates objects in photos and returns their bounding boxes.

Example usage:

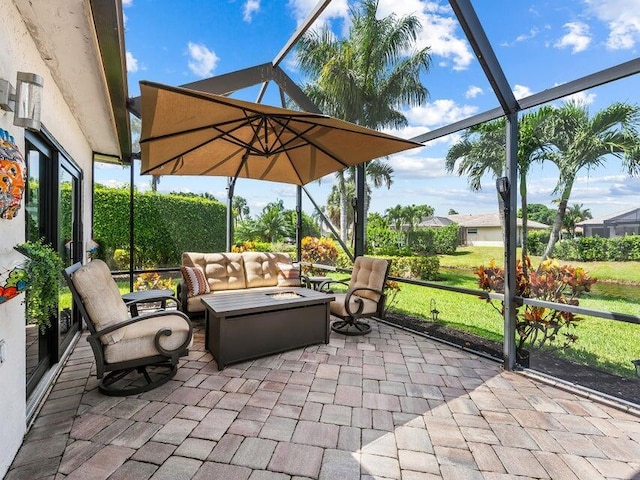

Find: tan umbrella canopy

[139,80,422,186]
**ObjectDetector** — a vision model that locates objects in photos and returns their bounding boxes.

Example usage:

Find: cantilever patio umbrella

[138,80,423,185]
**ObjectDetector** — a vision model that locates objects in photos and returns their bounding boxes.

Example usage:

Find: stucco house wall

[0,3,95,474]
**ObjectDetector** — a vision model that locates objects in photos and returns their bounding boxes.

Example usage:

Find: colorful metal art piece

[0,265,28,304]
[0,128,27,220]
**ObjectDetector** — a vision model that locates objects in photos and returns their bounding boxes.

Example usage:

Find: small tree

[475,257,596,356]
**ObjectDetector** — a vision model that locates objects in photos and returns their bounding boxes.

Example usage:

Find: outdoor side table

[122,289,180,316]
[304,276,329,291]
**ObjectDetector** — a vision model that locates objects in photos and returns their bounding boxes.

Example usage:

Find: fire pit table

[201,287,334,369]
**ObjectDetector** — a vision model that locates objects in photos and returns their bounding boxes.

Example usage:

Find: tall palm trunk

[542,176,574,260]
[520,172,529,270]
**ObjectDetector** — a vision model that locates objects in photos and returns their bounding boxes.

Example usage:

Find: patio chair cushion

[71,260,128,345]
[330,293,379,317]
[277,262,301,287]
[181,265,210,296]
[348,256,388,302]
[104,314,193,364]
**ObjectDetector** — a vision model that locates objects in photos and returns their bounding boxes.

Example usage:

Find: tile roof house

[446,213,549,247]
[577,206,640,238]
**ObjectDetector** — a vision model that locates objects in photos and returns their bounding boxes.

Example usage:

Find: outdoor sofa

[178,251,301,317]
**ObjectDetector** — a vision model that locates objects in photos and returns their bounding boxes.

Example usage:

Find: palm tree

[385,204,404,231]
[563,203,592,238]
[446,108,554,265]
[297,0,431,242]
[255,200,292,243]
[232,196,250,226]
[542,101,640,259]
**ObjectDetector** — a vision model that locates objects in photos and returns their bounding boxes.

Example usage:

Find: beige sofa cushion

[183,252,246,291]
[71,260,128,345]
[243,252,291,288]
[104,314,192,364]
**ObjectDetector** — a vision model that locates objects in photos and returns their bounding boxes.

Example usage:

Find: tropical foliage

[92,185,225,268]
[15,239,64,333]
[476,257,596,353]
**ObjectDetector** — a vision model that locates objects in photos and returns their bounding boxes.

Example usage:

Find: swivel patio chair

[63,260,193,396]
[319,256,391,336]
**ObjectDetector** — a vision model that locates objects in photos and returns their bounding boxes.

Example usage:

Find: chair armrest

[344,287,386,318]
[317,278,350,293]
[91,310,193,359]
[91,310,191,339]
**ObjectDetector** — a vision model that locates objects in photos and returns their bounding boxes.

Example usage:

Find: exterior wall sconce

[496,176,509,202]
[0,72,44,130]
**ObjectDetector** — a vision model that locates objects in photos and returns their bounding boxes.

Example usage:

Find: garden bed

[385,311,640,407]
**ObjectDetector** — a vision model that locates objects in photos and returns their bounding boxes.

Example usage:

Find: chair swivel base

[99,362,177,396]
[331,319,372,336]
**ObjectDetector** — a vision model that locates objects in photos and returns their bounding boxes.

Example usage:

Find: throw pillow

[181,265,210,296]
[277,262,301,287]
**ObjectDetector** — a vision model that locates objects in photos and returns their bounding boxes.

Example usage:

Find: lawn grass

[439,246,640,283]
[389,250,640,378]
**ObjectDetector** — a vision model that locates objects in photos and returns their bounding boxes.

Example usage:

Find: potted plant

[475,256,596,367]
[14,239,64,333]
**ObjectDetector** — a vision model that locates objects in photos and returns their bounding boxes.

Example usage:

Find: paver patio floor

[7,318,640,479]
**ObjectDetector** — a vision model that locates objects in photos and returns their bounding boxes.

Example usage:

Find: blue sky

[96,0,640,219]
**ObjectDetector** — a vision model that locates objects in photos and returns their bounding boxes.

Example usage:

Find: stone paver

[7,319,640,480]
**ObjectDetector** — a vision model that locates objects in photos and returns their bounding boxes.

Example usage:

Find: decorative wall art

[0,128,27,220]
[0,264,28,304]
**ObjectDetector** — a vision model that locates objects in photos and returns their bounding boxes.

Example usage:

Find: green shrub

[383,255,440,281]
[231,241,273,252]
[527,230,550,256]
[552,240,579,261]
[93,186,226,268]
[576,236,608,261]
[606,235,640,261]
[433,224,460,254]
[301,236,338,275]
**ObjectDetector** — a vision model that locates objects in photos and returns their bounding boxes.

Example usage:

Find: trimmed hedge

[551,235,640,261]
[92,186,226,268]
[337,253,440,281]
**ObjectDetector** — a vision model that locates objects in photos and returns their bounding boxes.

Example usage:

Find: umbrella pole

[226,176,236,251]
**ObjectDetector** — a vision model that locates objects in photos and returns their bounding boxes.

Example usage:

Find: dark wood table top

[201,287,334,316]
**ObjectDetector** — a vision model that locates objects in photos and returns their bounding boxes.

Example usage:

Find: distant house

[577,207,640,238]
[417,216,454,228]
[446,213,549,247]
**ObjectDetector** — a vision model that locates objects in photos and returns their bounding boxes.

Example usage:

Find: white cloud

[585,0,640,50]
[565,90,596,105]
[125,51,139,73]
[516,27,540,43]
[122,0,133,6]
[465,85,483,99]
[512,84,533,99]
[404,99,479,128]
[388,155,447,179]
[243,0,261,22]
[187,42,219,78]
[287,0,349,29]
[554,22,592,53]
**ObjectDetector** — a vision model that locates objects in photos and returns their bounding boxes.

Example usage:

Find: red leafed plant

[475,257,597,352]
